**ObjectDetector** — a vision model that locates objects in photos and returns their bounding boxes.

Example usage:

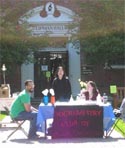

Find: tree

[81,31,124,65]
[0,0,124,67]
[78,0,124,65]
[0,0,49,69]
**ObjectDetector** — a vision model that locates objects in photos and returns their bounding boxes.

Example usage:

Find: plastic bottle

[43,95,49,105]
[50,96,55,105]
[103,93,108,104]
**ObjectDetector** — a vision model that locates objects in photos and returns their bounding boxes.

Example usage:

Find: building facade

[1,0,124,102]
[20,1,81,99]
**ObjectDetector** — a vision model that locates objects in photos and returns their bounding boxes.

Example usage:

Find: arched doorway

[34,49,68,98]
[21,2,81,101]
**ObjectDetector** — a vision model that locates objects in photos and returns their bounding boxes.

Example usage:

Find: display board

[50,105,103,138]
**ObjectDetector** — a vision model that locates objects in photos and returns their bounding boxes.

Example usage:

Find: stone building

[0,0,124,104]
[19,1,81,100]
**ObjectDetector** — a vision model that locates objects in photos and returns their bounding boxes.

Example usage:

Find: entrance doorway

[34,51,68,98]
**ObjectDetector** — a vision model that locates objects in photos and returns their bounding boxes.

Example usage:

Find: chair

[106,98,125,137]
[0,105,28,141]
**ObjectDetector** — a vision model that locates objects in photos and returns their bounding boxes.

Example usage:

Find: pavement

[0,117,125,148]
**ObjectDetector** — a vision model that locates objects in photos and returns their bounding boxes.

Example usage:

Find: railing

[113,87,125,108]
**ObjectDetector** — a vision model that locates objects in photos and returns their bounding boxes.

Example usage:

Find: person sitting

[10,80,39,139]
[120,98,125,120]
[114,98,125,120]
[80,81,100,101]
[52,66,72,102]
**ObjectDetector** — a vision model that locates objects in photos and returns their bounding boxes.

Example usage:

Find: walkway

[0,119,124,148]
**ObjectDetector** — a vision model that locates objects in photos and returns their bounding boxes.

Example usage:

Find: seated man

[10,80,39,139]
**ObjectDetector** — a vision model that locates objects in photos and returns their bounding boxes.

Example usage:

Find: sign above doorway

[20,2,79,37]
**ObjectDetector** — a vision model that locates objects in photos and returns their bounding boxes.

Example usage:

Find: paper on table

[55,100,98,106]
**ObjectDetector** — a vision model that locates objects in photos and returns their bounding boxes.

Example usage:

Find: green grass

[114,119,125,137]
[0,112,7,121]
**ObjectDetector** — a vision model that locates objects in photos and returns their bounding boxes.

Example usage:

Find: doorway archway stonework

[21,2,81,98]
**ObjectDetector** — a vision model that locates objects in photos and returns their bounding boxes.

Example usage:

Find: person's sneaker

[36,131,45,137]
[28,135,45,140]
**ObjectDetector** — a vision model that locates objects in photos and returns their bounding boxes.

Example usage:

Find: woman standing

[52,66,72,102]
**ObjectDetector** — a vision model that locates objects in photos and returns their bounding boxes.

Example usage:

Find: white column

[67,40,81,97]
[21,63,34,90]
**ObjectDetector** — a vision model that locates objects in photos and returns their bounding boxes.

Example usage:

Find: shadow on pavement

[6,137,124,144]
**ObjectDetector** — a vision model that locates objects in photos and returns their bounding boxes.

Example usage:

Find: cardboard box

[0,84,11,98]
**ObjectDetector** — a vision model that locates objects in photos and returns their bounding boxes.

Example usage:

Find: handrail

[113,87,125,108]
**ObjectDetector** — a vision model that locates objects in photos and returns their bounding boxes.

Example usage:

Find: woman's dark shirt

[84,91,98,100]
[52,76,71,101]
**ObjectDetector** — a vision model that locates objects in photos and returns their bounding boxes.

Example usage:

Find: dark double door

[34,51,68,98]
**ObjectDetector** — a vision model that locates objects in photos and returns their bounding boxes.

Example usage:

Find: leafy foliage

[0,0,49,67]
[78,0,124,65]
[0,112,7,121]
[0,35,48,65]
[0,0,124,66]
[78,0,124,38]
[80,31,124,65]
